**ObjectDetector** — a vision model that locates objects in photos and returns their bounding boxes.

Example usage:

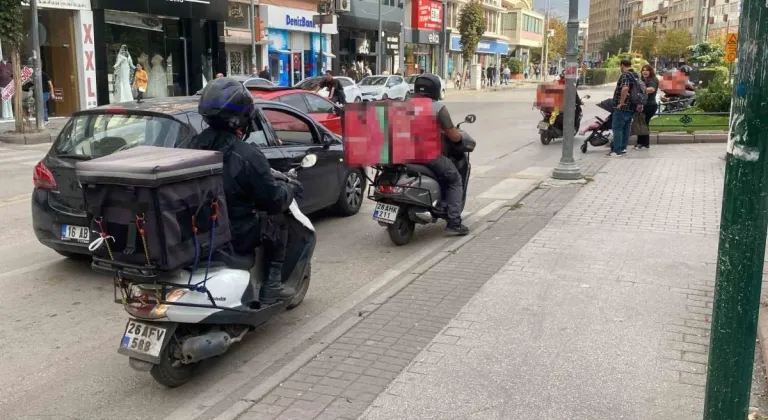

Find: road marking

[479,178,538,200]
[0,153,45,164]
[0,259,61,282]
[0,193,31,209]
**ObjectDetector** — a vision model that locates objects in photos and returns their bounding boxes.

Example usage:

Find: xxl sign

[76,11,98,109]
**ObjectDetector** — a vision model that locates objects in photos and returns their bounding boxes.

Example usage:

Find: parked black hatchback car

[32,97,365,259]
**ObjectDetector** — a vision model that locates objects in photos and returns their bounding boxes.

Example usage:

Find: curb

[0,130,53,145]
[758,307,768,379]
[204,182,545,420]
[653,131,727,144]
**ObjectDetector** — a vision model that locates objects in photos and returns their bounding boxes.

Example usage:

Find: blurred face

[642,68,650,78]
[325,72,333,81]
[136,64,143,71]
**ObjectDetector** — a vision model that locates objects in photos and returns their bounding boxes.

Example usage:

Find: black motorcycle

[538,94,590,145]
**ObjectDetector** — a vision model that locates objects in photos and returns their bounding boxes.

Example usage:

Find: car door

[391,76,407,98]
[302,93,342,135]
[185,111,286,163]
[260,104,343,213]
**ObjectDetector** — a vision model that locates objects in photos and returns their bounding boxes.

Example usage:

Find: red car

[248,86,343,135]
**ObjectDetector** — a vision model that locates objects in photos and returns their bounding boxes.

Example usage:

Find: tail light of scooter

[377,185,404,194]
[125,286,187,319]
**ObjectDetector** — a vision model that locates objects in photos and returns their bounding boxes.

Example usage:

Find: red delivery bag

[343,99,442,166]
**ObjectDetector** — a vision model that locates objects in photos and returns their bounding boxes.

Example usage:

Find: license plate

[537,121,550,131]
[60,224,90,243]
[119,320,167,358]
[373,203,400,224]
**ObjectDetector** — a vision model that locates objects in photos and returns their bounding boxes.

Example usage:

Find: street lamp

[551,0,582,180]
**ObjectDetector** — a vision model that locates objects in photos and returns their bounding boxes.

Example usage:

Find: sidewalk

[359,144,768,420]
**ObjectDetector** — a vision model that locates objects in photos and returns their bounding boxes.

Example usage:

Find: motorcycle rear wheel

[287,263,311,310]
[540,131,553,145]
[387,212,415,246]
[150,340,198,388]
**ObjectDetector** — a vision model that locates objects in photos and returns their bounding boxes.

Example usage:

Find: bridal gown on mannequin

[145,54,167,98]
[112,45,135,103]
[0,56,13,120]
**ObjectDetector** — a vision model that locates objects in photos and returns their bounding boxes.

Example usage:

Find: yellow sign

[725,33,738,63]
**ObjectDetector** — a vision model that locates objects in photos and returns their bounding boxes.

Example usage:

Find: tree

[688,41,725,67]
[0,0,26,133]
[458,0,486,83]
[502,57,524,74]
[631,27,659,59]
[602,32,631,57]
[658,28,693,60]
[546,18,567,59]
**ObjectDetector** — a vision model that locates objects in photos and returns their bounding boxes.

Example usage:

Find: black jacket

[188,128,293,250]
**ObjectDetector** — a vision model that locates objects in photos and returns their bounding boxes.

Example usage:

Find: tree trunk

[10,46,23,134]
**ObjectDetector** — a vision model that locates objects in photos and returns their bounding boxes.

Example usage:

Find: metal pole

[542,0,551,81]
[440,1,447,79]
[30,0,44,131]
[703,0,768,416]
[377,0,383,74]
[318,24,324,75]
[250,0,256,68]
[551,0,582,180]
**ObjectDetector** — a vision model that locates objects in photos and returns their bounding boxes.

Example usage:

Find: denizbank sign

[262,4,338,34]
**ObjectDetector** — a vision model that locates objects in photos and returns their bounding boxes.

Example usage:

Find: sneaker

[633,145,641,150]
[606,151,619,157]
[445,224,470,236]
[617,151,627,157]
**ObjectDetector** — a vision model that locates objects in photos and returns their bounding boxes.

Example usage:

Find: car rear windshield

[295,77,323,90]
[54,113,185,159]
[360,77,387,86]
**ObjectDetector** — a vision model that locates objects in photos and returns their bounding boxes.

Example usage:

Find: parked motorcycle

[660,89,696,113]
[99,154,318,388]
[538,94,590,145]
[369,114,477,246]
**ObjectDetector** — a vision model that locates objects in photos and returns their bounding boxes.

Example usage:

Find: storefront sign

[22,0,90,10]
[357,38,371,55]
[1,67,33,101]
[76,10,97,109]
[415,30,441,44]
[449,35,509,54]
[412,0,442,31]
[261,5,338,34]
[385,32,400,55]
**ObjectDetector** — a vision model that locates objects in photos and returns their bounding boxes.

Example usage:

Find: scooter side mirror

[464,114,477,124]
[301,153,318,168]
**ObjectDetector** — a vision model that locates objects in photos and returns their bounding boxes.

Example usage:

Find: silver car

[358,75,410,101]
[405,74,446,100]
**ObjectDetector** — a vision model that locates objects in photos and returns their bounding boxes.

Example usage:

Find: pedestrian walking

[481,67,487,88]
[635,64,659,150]
[607,58,637,157]
[39,69,56,123]
[133,63,148,104]
[502,66,511,85]
[258,66,271,80]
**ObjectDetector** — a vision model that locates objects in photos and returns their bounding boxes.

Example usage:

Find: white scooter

[93,154,318,387]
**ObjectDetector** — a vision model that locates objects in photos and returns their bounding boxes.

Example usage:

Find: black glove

[287,177,303,199]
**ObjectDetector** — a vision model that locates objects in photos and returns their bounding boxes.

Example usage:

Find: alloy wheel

[345,172,362,210]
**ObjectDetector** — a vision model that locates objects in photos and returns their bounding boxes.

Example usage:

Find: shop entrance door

[290,52,302,86]
[165,37,189,96]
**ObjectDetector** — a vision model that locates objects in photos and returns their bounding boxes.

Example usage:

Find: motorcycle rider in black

[190,77,297,305]
[412,73,470,236]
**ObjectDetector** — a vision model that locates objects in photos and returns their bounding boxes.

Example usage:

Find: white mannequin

[0,55,12,120]
[112,45,135,103]
[146,54,167,98]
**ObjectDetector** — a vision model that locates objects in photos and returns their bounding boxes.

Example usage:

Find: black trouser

[234,214,288,263]
[637,103,657,147]
[136,90,144,102]
[427,155,463,226]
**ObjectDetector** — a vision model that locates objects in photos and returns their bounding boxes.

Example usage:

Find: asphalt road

[0,86,615,420]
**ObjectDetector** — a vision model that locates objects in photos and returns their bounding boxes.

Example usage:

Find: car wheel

[354,97,362,102]
[381,94,388,100]
[55,250,91,261]
[334,170,365,216]
[440,89,446,100]
[405,91,411,99]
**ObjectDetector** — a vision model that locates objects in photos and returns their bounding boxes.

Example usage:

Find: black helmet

[198,77,254,132]
[680,65,693,76]
[414,73,441,101]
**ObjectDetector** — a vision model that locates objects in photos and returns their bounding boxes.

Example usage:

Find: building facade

[638,4,669,36]
[501,0,543,70]
[587,0,620,60]
[6,0,95,116]
[222,0,259,77]
[618,0,643,32]
[667,0,695,31]
[332,0,404,76]
[577,20,589,59]
[260,4,336,86]
[90,0,228,106]
[403,0,446,76]
[445,0,509,77]
[705,0,740,38]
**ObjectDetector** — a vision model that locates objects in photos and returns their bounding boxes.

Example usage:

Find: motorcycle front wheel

[387,211,415,246]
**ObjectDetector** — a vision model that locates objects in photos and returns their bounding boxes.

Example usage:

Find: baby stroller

[579,98,613,153]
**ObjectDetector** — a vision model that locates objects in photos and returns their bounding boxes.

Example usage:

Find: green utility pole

[703,0,768,417]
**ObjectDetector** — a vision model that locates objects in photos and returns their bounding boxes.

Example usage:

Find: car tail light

[33,161,57,190]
